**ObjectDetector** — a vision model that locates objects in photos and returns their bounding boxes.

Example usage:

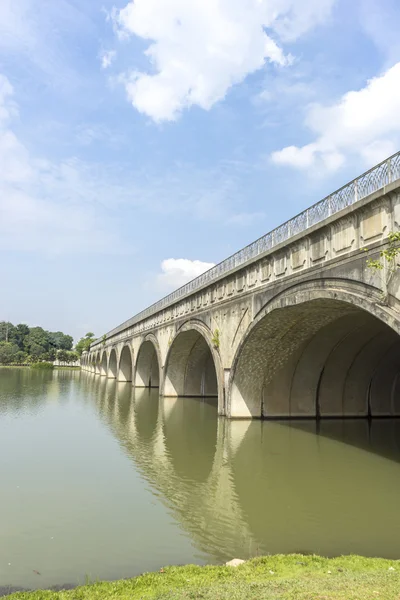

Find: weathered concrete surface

[82,181,400,419]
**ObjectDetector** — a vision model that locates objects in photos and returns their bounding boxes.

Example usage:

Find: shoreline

[3,554,400,599]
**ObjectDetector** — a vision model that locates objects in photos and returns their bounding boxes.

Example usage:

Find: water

[2,368,400,592]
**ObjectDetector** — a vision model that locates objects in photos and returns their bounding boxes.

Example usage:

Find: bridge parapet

[91,171,400,351]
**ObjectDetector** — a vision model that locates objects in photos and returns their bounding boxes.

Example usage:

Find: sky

[1,0,400,342]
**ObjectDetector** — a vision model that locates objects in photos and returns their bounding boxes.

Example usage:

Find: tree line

[0,322,97,366]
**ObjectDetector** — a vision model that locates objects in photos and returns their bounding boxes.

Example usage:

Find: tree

[0,342,19,365]
[24,327,49,356]
[29,342,46,360]
[13,324,30,350]
[66,350,79,364]
[57,349,79,364]
[14,351,28,365]
[48,332,73,351]
[0,321,76,363]
[0,322,16,343]
[75,332,96,356]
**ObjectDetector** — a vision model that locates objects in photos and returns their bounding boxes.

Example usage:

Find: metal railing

[92,151,400,346]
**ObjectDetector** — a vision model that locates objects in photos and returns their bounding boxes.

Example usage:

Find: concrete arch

[135,335,161,389]
[95,351,101,375]
[162,321,224,413]
[100,351,108,377]
[118,345,133,382]
[90,353,96,374]
[108,348,118,379]
[228,280,400,419]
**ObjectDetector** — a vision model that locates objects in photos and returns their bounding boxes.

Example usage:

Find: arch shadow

[135,335,161,389]
[119,345,133,382]
[108,348,118,379]
[162,321,224,414]
[228,280,400,419]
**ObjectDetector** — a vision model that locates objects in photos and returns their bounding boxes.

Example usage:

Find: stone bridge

[82,153,400,419]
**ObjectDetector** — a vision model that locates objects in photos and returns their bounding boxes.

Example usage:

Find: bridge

[82,153,400,419]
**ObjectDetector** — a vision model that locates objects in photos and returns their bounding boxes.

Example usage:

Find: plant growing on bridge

[211,328,220,350]
[102,334,107,346]
[366,231,400,302]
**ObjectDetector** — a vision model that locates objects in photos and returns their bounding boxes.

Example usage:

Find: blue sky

[1,0,400,342]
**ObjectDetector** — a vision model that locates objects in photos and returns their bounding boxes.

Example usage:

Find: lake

[1,367,400,592]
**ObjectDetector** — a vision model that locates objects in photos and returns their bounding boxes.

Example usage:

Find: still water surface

[2,368,400,590]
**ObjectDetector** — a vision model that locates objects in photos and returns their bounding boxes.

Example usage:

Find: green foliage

[367,231,400,273]
[48,332,73,351]
[75,332,96,356]
[57,349,79,364]
[0,342,20,365]
[102,334,107,346]
[30,362,54,370]
[5,555,400,600]
[211,328,220,349]
[0,322,15,343]
[366,231,400,303]
[0,321,76,365]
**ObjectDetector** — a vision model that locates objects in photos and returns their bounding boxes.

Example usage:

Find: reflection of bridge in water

[81,375,400,560]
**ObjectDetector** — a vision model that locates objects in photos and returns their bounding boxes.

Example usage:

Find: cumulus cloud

[271,62,400,172]
[157,258,215,289]
[112,0,335,122]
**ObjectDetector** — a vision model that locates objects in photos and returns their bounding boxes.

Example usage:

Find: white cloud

[112,0,335,122]
[271,62,400,172]
[101,49,116,69]
[157,258,215,289]
[0,73,133,255]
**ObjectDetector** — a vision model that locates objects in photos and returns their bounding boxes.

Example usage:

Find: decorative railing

[92,151,400,346]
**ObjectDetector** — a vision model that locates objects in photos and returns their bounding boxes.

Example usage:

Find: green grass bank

[6,555,400,600]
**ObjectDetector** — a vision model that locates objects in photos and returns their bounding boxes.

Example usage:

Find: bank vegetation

[4,555,400,600]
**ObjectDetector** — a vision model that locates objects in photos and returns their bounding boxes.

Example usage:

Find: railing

[92,151,400,346]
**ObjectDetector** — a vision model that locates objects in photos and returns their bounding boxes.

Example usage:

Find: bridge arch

[108,348,118,379]
[162,321,223,412]
[228,279,400,419]
[95,352,101,375]
[135,335,161,388]
[100,351,108,377]
[119,345,133,382]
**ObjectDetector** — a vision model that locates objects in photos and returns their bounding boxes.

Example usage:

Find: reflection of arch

[100,351,108,377]
[228,280,400,419]
[108,348,118,379]
[162,397,218,483]
[134,388,160,441]
[119,345,133,382]
[135,336,161,388]
[163,321,223,411]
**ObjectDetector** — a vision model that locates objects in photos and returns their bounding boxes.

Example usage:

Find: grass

[5,555,400,600]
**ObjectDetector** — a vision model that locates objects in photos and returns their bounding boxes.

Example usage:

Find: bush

[30,362,54,370]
